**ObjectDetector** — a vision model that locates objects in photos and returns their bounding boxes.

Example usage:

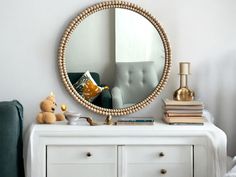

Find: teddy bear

[36,94,65,124]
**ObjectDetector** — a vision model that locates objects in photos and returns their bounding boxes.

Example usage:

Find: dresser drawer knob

[159,152,165,157]
[86,152,92,157]
[160,169,167,174]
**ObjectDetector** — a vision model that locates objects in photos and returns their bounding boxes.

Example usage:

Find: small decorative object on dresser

[64,112,81,125]
[60,104,81,125]
[36,93,65,124]
[173,62,195,101]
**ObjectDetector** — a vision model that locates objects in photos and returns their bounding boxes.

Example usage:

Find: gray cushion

[112,61,158,108]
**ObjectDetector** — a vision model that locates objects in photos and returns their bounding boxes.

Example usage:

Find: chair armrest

[0,100,24,177]
[111,87,123,109]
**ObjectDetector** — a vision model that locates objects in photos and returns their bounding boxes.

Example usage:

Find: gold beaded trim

[58,1,171,116]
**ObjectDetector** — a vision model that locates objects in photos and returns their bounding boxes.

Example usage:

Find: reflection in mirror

[65,8,165,109]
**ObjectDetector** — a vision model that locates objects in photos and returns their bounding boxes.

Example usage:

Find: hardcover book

[116,118,155,125]
[115,121,155,125]
[165,113,203,117]
[163,99,204,106]
[165,110,203,114]
[163,116,204,124]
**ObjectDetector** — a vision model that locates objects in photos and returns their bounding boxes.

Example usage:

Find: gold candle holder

[173,62,195,101]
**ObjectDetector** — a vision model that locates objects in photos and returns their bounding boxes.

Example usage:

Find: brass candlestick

[173,62,195,101]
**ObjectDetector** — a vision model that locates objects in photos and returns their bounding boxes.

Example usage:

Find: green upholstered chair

[0,100,24,177]
[68,72,112,109]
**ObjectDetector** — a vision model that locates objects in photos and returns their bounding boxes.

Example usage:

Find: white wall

[0,0,236,155]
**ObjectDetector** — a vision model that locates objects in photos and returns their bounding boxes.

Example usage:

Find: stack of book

[115,118,155,125]
[163,99,204,124]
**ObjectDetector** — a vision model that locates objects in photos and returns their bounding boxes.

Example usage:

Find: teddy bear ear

[39,101,45,110]
[46,95,55,102]
[46,92,56,102]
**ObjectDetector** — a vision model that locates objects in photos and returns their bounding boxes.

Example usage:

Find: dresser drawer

[47,145,117,164]
[48,164,117,177]
[127,163,192,177]
[125,145,192,163]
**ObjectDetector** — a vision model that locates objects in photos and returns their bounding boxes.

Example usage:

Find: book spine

[118,120,154,122]
[165,106,204,110]
[165,113,203,117]
[165,110,203,114]
[163,99,203,106]
[116,122,154,125]
[163,116,204,123]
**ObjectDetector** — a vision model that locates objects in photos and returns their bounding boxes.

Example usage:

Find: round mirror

[59,1,171,116]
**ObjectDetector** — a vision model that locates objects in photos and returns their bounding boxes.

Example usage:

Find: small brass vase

[173,62,195,101]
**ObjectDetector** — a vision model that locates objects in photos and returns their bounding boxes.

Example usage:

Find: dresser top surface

[28,120,226,138]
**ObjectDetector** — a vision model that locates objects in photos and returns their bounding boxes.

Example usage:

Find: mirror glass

[65,8,165,109]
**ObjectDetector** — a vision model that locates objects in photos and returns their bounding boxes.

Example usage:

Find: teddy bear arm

[36,113,44,124]
[56,113,65,121]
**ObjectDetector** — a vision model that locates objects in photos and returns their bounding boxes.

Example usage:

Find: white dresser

[25,121,227,177]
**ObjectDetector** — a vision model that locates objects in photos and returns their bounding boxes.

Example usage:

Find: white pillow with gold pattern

[73,71,104,102]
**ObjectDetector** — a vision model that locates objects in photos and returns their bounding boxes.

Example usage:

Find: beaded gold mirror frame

[58,1,171,116]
